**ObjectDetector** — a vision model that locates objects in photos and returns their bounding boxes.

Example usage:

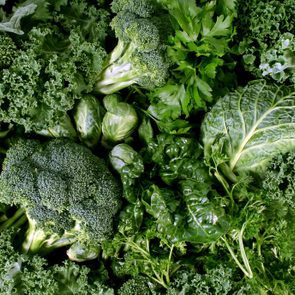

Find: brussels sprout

[102,94,138,143]
[36,115,77,138]
[74,95,104,148]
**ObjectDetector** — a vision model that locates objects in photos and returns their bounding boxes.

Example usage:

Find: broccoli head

[0,138,122,259]
[95,0,171,94]
[118,276,151,295]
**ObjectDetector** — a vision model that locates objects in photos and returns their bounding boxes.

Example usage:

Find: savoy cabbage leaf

[201,80,295,177]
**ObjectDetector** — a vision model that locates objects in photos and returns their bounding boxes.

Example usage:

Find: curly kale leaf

[0,1,108,132]
[259,33,295,83]
[236,0,295,82]
[166,265,234,295]
[0,229,114,295]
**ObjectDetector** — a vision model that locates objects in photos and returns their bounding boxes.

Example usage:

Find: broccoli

[95,0,171,94]
[0,138,122,260]
[118,276,151,295]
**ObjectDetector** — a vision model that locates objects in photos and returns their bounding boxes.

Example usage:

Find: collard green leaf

[202,80,295,176]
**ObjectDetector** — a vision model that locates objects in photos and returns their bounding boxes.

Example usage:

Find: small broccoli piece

[95,0,171,94]
[118,276,151,295]
[0,138,122,260]
[0,33,17,68]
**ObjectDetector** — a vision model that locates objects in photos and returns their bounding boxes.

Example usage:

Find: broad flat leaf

[202,80,295,176]
[182,191,228,243]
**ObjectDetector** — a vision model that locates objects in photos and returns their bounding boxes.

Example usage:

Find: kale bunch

[0,0,109,132]
[236,0,295,83]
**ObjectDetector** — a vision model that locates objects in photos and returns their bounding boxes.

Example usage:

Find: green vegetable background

[0,0,294,294]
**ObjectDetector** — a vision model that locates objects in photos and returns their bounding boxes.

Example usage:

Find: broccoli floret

[95,0,171,94]
[118,276,150,295]
[111,0,156,17]
[0,138,122,260]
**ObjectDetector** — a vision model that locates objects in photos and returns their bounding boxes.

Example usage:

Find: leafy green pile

[0,0,294,294]
[236,0,295,83]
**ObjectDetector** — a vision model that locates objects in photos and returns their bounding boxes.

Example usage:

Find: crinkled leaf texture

[202,80,295,176]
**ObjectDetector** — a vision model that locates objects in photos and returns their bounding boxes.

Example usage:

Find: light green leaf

[203,15,232,38]
[196,76,212,99]
[202,80,295,176]
[0,4,37,35]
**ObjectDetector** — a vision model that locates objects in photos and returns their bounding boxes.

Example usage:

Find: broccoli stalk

[96,41,141,93]
[95,0,171,94]
[22,216,77,255]
[96,40,169,94]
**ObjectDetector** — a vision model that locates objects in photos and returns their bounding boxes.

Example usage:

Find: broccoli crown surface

[0,138,122,241]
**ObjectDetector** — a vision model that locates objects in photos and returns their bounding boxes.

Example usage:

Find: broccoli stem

[22,217,77,255]
[0,207,26,231]
[22,219,47,254]
[96,41,139,94]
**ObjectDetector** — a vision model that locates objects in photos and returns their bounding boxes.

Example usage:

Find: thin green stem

[239,223,253,278]
[165,244,175,285]
[221,236,252,278]
[0,207,26,231]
